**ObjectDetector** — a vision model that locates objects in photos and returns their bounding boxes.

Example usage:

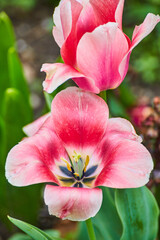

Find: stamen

[72,150,81,163]
[61,158,72,171]
[74,172,79,177]
[84,155,90,172]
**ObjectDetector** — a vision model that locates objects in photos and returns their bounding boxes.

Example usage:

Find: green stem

[85,218,96,240]
[99,90,107,102]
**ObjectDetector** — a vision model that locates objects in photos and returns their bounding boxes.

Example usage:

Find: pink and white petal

[131,13,160,51]
[5,119,68,186]
[106,118,142,142]
[59,0,72,42]
[94,138,153,188]
[77,23,129,91]
[76,1,96,41]
[51,87,109,158]
[41,63,85,93]
[87,117,142,175]
[73,76,99,93]
[53,0,81,49]
[60,0,83,66]
[115,0,124,29]
[90,0,121,25]
[118,51,131,88]
[44,185,102,221]
[119,13,160,83]
[23,113,51,137]
[52,0,71,47]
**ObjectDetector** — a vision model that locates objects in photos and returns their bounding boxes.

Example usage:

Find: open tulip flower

[6,87,153,221]
[41,0,160,94]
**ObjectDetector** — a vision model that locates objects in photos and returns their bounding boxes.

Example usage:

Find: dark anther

[59,166,73,177]
[84,165,98,177]
[83,177,95,183]
[59,177,75,184]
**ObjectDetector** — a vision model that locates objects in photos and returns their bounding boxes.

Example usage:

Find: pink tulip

[6,87,153,221]
[130,105,154,128]
[42,0,160,93]
[23,112,51,137]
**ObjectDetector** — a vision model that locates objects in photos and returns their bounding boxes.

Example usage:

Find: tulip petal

[93,118,153,188]
[90,0,122,25]
[44,185,102,221]
[76,1,96,41]
[23,113,51,137]
[58,0,83,66]
[95,140,153,188]
[119,13,160,83]
[131,13,160,50]
[41,63,98,93]
[51,87,108,158]
[41,63,82,93]
[115,0,124,29]
[106,118,142,143]
[53,0,81,48]
[53,0,72,48]
[5,118,68,186]
[77,23,129,92]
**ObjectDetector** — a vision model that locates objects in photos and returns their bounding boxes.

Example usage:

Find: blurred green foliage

[0,12,41,230]
[0,0,37,10]
[0,0,60,11]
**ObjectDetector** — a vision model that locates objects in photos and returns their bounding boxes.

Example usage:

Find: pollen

[74,172,79,177]
[84,155,90,172]
[61,158,72,171]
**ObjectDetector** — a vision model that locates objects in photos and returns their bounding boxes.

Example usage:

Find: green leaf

[56,56,64,63]
[9,233,31,240]
[0,88,40,227]
[44,230,61,238]
[8,217,64,240]
[8,47,31,105]
[2,88,31,152]
[77,187,122,240]
[0,117,8,226]
[0,116,6,163]
[9,230,61,240]
[155,184,160,238]
[0,12,15,106]
[107,91,129,119]
[0,125,9,226]
[115,187,159,240]
[118,82,136,108]
[7,46,33,124]
[44,92,54,111]
[77,222,89,240]
[93,187,122,240]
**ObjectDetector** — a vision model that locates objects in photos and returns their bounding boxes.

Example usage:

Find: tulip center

[72,151,89,179]
[57,151,98,188]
